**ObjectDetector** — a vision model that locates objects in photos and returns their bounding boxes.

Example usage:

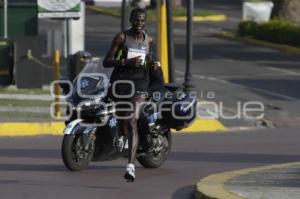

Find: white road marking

[204,54,300,77]
[175,77,184,81]
[210,55,235,62]
[175,70,300,102]
[268,67,300,76]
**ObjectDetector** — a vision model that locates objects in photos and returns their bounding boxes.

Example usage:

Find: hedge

[238,20,300,48]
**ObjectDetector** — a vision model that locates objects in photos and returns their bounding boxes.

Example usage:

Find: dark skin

[103,12,160,166]
[103,13,159,69]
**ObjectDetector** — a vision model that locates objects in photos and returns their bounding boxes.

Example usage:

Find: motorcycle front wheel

[61,134,94,171]
[137,128,172,168]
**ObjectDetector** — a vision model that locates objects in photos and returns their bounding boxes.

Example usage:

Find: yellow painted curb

[0,118,226,136]
[216,32,300,55]
[175,118,227,133]
[196,161,300,199]
[0,122,65,137]
[173,15,227,22]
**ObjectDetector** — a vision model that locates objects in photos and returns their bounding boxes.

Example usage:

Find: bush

[238,21,259,36]
[238,20,300,47]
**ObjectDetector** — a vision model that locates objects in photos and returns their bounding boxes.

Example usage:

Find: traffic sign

[38,0,81,19]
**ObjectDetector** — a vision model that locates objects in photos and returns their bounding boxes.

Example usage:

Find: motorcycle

[59,59,196,172]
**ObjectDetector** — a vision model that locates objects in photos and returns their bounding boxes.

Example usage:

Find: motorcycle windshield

[77,59,112,78]
[72,59,113,101]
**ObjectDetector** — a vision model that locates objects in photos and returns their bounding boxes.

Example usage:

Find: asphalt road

[37,2,300,129]
[2,3,300,199]
[86,11,300,129]
[0,129,300,199]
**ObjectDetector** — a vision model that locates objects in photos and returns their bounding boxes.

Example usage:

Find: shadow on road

[229,78,300,100]
[170,185,195,199]
[169,151,300,164]
[0,149,59,159]
[0,163,123,172]
[183,0,243,11]
[175,41,300,65]
[0,178,118,190]
[0,164,65,172]
[1,148,300,165]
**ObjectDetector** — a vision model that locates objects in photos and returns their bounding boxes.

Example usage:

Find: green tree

[149,0,182,9]
[272,0,300,25]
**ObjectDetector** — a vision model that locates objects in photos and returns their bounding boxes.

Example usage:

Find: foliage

[238,20,300,47]
[272,0,300,25]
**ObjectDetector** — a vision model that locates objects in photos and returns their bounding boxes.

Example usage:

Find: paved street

[0,129,300,199]
[86,10,300,130]
[1,1,300,198]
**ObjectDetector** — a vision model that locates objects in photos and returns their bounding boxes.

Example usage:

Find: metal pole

[166,0,175,83]
[53,49,61,118]
[66,19,71,56]
[3,0,8,38]
[184,0,194,92]
[121,0,127,31]
[65,19,74,80]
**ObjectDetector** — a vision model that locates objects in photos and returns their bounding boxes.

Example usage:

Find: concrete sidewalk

[196,162,300,199]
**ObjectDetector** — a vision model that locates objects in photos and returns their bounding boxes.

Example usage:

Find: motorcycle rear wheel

[62,134,94,171]
[137,129,172,168]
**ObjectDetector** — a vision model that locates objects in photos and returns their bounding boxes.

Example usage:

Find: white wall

[68,2,85,55]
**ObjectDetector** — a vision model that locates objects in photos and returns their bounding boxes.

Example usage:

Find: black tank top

[111,30,151,93]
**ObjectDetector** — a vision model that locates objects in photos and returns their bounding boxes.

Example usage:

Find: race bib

[127,48,146,66]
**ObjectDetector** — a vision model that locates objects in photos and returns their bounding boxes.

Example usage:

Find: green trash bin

[0,40,14,86]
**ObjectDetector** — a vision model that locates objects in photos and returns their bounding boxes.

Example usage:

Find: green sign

[38,0,81,18]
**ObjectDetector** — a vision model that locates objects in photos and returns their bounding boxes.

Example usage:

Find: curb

[0,122,65,137]
[0,118,227,136]
[195,161,300,199]
[175,118,227,133]
[215,32,300,55]
[173,15,226,22]
[86,6,227,22]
